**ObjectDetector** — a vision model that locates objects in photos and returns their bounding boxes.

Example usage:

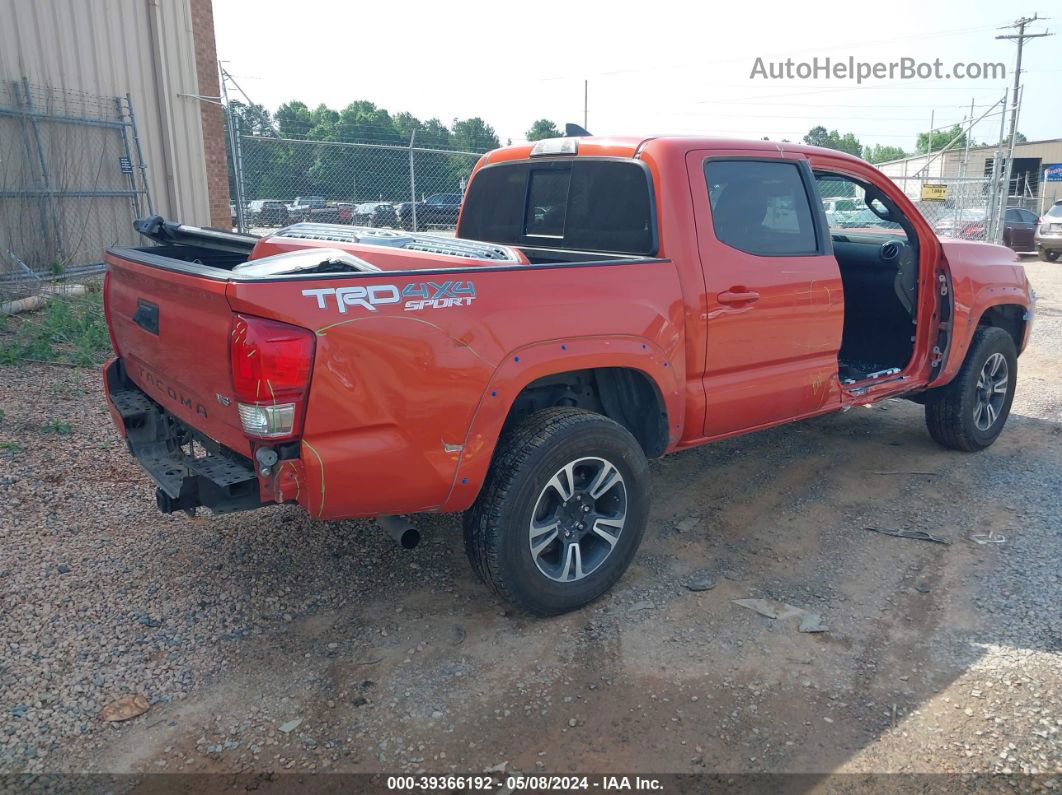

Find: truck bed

[104,217,681,519]
[126,217,647,276]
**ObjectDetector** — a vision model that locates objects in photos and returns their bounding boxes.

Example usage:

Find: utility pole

[959,98,974,180]
[994,14,1053,240]
[927,110,934,170]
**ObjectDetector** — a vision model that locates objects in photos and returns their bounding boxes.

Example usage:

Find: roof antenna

[565,123,592,137]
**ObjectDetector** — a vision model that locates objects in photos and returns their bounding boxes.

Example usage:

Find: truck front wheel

[464,408,650,616]
[924,326,1017,452]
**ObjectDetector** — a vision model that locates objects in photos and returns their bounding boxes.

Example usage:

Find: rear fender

[440,335,683,513]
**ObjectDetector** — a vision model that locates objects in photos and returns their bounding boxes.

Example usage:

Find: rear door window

[705,160,818,255]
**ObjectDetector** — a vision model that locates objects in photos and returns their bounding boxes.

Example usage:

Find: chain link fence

[234,136,484,236]
[0,80,151,297]
[889,176,994,242]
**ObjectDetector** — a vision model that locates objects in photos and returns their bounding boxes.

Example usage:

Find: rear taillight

[102,270,120,356]
[229,314,315,439]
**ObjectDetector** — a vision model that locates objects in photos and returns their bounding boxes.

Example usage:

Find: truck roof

[481,135,869,168]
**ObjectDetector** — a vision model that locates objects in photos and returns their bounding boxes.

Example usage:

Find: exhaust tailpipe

[378,515,420,550]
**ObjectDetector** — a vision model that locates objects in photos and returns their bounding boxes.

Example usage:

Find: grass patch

[0,285,111,367]
[41,418,73,436]
[0,440,23,454]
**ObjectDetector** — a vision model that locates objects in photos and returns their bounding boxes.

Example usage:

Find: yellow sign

[921,184,948,201]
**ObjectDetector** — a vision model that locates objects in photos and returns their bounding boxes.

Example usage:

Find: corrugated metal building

[877,138,1062,214]
[0,0,230,272]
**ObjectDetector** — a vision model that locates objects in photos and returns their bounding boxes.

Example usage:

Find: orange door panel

[686,151,844,438]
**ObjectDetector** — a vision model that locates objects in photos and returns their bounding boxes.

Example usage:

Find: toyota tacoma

[102,135,1034,615]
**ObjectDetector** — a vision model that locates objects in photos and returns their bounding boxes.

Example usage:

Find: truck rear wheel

[924,326,1017,452]
[464,408,649,616]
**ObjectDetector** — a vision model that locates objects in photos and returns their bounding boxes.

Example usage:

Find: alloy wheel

[528,456,627,583]
[973,352,1009,431]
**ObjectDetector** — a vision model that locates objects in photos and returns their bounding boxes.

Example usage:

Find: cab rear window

[459,160,656,255]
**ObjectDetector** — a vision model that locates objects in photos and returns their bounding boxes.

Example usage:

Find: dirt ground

[0,256,1059,783]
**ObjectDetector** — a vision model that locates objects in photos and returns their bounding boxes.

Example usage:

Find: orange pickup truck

[102,135,1034,615]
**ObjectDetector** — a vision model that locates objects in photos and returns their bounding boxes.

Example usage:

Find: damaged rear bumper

[104,358,262,514]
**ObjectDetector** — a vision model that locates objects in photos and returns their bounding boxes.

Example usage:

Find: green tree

[335,101,397,144]
[916,124,967,154]
[802,126,863,157]
[274,101,314,138]
[803,126,830,148]
[863,144,908,164]
[227,100,274,136]
[452,117,500,152]
[236,100,502,204]
[420,118,452,148]
[526,119,561,141]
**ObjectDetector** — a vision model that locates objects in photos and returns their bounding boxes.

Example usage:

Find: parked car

[934,207,1041,251]
[287,196,328,222]
[396,193,463,230]
[105,135,1033,616]
[345,202,397,228]
[1001,207,1039,252]
[822,197,860,226]
[957,207,1039,252]
[246,200,289,227]
[334,203,354,224]
[932,209,987,240]
[1035,200,1062,261]
[835,208,897,230]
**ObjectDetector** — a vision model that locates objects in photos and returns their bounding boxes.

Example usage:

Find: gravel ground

[0,256,1059,780]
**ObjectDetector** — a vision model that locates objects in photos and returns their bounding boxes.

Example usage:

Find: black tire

[1038,249,1059,262]
[924,326,1017,452]
[464,408,650,616]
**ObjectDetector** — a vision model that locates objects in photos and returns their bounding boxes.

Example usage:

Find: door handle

[717,289,760,305]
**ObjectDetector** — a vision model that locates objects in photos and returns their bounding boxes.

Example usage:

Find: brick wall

[190,0,231,229]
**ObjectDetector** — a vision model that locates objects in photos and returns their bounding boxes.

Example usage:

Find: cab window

[704,160,818,255]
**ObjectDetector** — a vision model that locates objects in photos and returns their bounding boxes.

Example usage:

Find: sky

[212,0,1060,153]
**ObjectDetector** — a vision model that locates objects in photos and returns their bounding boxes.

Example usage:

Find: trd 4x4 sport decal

[302,281,477,313]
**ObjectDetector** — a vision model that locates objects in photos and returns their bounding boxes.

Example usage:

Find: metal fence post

[219,65,246,232]
[997,85,1023,242]
[125,93,154,216]
[10,81,53,259]
[986,90,1008,244]
[409,130,418,233]
[19,78,61,263]
[115,96,142,219]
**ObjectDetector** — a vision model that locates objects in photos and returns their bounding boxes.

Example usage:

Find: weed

[41,418,73,436]
[0,440,24,454]
[0,284,111,367]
